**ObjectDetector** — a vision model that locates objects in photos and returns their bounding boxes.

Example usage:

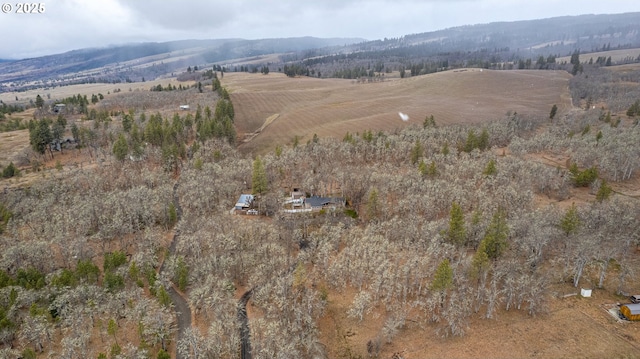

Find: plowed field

[224,69,572,154]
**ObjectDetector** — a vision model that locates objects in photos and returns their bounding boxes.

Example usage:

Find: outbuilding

[620,303,640,321]
[235,194,254,210]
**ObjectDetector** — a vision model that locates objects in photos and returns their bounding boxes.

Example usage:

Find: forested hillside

[0,85,639,357]
[1,12,640,358]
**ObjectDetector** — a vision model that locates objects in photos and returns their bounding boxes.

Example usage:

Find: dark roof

[306,196,344,208]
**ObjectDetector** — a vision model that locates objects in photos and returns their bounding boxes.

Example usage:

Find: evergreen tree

[112,133,129,162]
[560,203,581,236]
[252,156,268,195]
[418,160,428,177]
[596,179,612,202]
[427,160,438,177]
[29,119,52,157]
[570,50,581,76]
[549,104,558,119]
[122,113,133,133]
[483,159,497,176]
[35,94,44,109]
[1,162,19,178]
[70,122,80,144]
[430,259,453,292]
[51,116,66,153]
[447,202,466,246]
[464,129,478,152]
[478,209,509,260]
[477,128,489,150]
[410,140,423,165]
[423,114,436,128]
[442,142,450,156]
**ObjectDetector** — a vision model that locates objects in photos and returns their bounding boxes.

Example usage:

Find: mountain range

[2,12,640,93]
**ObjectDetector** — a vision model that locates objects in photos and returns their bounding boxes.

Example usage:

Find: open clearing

[224,69,572,154]
[320,284,640,359]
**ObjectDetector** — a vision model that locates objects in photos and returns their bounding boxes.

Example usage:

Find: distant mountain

[300,12,640,65]
[2,12,640,92]
[288,12,640,79]
[0,37,364,92]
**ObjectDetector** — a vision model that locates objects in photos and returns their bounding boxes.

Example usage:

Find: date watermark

[1,3,45,14]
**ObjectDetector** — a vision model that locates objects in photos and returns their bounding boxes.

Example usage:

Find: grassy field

[223,69,572,154]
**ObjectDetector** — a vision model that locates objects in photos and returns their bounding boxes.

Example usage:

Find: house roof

[235,194,254,208]
[306,196,343,208]
[622,303,640,315]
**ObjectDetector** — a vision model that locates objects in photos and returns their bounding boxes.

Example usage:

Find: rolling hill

[227,69,572,154]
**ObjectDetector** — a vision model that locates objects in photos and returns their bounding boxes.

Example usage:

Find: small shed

[235,194,254,210]
[620,303,640,321]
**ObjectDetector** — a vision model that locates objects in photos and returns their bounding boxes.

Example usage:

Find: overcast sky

[1,0,640,60]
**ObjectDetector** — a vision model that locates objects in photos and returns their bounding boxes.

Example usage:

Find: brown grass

[224,69,572,154]
[321,282,640,359]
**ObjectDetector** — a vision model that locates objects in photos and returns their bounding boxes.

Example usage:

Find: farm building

[235,194,254,210]
[620,303,640,321]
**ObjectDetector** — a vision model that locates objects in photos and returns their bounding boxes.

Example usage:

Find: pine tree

[464,129,478,152]
[112,134,129,162]
[596,179,612,202]
[478,128,489,150]
[483,159,497,176]
[560,203,581,236]
[430,259,453,292]
[442,142,450,156]
[447,202,466,246]
[35,94,44,109]
[549,104,558,119]
[29,119,52,157]
[570,50,581,75]
[478,209,509,260]
[423,114,436,128]
[252,156,268,195]
[410,140,423,165]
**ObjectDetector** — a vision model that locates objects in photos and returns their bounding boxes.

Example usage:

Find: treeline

[0,102,24,119]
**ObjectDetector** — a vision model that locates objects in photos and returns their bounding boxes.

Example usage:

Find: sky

[1,0,640,60]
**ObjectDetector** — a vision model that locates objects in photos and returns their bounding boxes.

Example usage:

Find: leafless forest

[1,64,640,359]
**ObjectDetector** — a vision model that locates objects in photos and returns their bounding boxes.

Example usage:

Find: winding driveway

[158,181,191,359]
